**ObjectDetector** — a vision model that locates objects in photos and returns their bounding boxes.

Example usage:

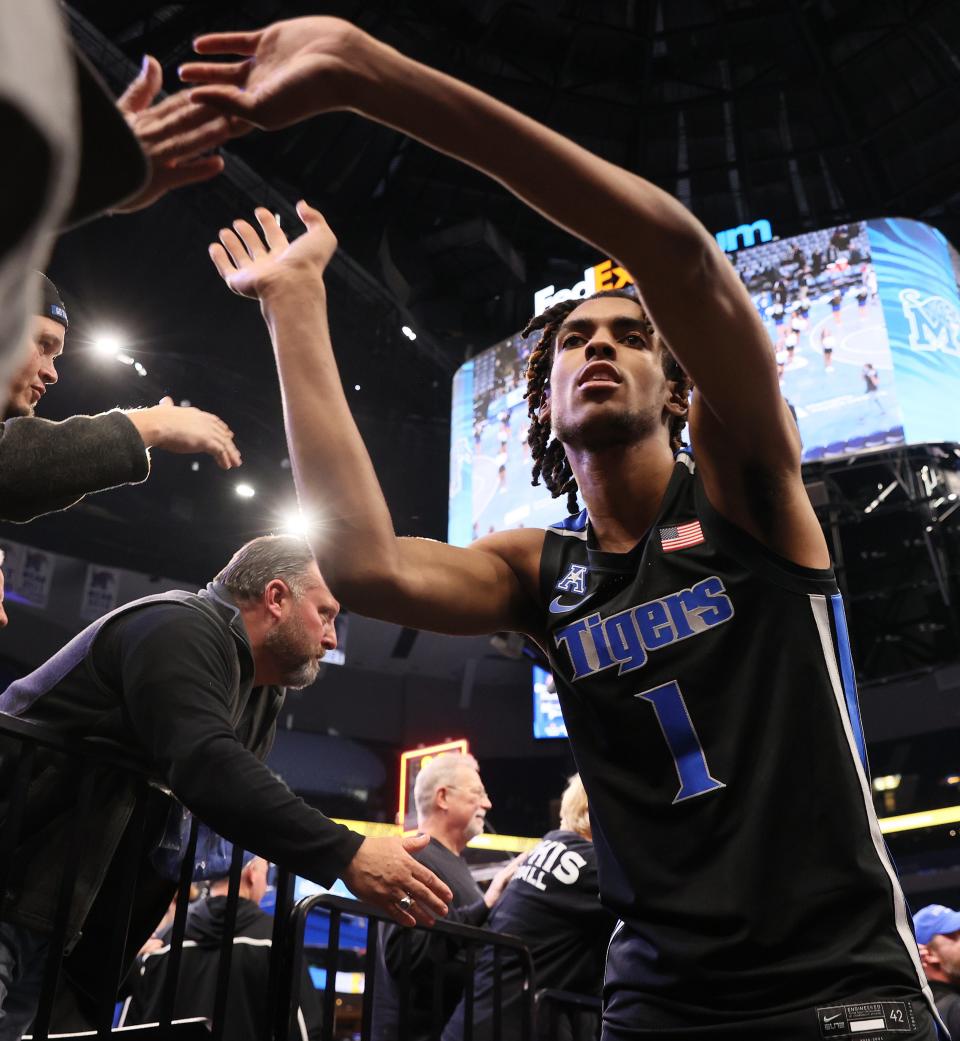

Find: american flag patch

[659,520,704,553]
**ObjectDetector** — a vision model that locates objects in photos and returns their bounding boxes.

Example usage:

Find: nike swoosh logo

[824,1014,843,1022]
[549,595,591,615]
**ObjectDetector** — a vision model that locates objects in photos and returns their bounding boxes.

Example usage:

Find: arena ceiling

[13,0,960,583]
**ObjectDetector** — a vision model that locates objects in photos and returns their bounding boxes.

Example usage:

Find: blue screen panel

[734,220,905,460]
[448,359,476,547]
[533,665,567,739]
[868,218,960,446]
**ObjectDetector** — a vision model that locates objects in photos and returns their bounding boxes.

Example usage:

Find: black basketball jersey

[538,453,934,1020]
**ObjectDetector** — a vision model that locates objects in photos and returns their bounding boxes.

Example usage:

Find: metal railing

[276,892,537,1041]
[0,712,296,1040]
[1,714,599,1040]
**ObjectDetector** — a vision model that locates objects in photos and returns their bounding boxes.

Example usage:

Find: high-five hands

[114,54,250,213]
[208,201,338,300]
[342,834,452,928]
[180,18,377,130]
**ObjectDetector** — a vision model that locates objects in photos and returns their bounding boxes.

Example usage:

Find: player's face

[548,296,673,451]
[264,563,339,688]
[446,765,492,842]
[5,317,65,419]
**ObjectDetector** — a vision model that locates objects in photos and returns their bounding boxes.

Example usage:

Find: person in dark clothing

[120,854,321,1040]
[444,774,615,1041]
[0,535,450,1039]
[371,754,517,1041]
[914,905,960,1035]
[0,273,241,526]
[185,22,940,1037]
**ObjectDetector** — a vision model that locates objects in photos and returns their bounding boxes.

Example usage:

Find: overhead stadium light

[91,333,123,359]
[401,325,417,341]
[279,506,314,538]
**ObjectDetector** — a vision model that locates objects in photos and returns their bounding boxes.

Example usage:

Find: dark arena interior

[2,2,960,1039]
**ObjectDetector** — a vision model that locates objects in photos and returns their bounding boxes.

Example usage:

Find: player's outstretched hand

[341,834,453,928]
[126,397,241,470]
[113,54,250,213]
[208,201,338,300]
[180,17,377,130]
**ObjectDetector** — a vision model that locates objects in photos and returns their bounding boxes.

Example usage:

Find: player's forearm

[354,37,711,283]
[258,278,403,590]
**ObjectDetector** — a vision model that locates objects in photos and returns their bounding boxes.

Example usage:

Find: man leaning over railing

[0,534,450,1039]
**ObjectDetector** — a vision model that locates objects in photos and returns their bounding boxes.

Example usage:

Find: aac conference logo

[533,219,773,314]
[899,288,960,357]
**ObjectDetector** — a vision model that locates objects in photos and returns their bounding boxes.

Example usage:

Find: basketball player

[821,327,836,371]
[187,17,941,1039]
[783,328,799,367]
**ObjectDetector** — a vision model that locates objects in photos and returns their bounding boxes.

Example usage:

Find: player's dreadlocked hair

[522,288,692,515]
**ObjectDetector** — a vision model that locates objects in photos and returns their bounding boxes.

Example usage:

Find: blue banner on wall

[868,218,960,446]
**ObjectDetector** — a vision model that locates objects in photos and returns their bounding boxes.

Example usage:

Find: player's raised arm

[182,19,793,472]
[208,203,544,637]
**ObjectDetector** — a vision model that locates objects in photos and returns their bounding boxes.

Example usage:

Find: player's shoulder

[470,525,547,567]
[544,507,590,541]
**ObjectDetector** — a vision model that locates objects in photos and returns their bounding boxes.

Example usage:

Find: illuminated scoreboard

[449,217,960,546]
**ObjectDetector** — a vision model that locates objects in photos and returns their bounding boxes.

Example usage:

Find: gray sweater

[0,410,148,522]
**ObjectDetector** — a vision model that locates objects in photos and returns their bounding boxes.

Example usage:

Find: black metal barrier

[1,714,599,1040]
[277,892,537,1041]
[533,988,602,1041]
[0,712,296,1041]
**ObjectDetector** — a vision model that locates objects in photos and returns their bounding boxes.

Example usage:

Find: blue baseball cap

[913,904,960,944]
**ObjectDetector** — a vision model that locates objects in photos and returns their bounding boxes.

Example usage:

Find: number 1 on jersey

[636,681,726,804]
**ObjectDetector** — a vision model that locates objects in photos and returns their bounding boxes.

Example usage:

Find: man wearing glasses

[372,753,518,1041]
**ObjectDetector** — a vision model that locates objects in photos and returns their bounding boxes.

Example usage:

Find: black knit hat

[37,273,68,329]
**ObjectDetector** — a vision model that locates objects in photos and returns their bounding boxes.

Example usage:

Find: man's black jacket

[0,583,363,947]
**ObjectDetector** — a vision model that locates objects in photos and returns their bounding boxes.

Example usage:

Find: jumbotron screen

[448,218,960,546]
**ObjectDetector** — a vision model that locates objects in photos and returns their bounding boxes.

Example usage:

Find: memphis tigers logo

[899,288,960,356]
[554,576,734,680]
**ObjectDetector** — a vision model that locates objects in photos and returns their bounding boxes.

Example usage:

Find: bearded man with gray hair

[0,535,449,1039]
[372,752,518,1041]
